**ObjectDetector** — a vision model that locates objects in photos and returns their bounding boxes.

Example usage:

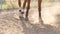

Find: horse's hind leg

[25,0,30,20]
[38,0,43,25]
[38,0,42,18]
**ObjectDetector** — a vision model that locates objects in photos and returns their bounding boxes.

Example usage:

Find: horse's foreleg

[25,0,30,19]
[38,0,43,25]
[23,0,27,9]
[18,0,21,7]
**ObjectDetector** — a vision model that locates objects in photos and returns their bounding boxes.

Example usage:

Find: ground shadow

[19,16,60,34]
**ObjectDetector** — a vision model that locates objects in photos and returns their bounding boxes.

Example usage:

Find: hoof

[25,17,29,21]
[39,18,44,25]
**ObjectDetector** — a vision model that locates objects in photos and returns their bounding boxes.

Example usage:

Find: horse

[18,0,43,25]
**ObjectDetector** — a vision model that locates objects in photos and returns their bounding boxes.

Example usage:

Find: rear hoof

[39,18,44,25]
[25,17,29,21]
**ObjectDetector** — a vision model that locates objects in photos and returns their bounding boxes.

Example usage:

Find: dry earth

[0,5,60,34]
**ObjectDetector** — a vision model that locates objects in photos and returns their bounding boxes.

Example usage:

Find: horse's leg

[25,0,30,20]
[38,0,43,24]
[20,0,27,14]
[18,0,22,13]
[23,0,27,9]
[38,0,42,18]
[18,0,21,7]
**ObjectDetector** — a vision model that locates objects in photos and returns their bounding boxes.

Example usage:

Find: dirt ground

[0,7,60,34]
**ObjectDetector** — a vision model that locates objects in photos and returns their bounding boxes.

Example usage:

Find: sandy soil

[0,7,60,34]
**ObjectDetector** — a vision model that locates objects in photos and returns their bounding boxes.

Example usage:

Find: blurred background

[0,0,60,10]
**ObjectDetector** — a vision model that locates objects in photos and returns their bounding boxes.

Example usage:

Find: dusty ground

[0,6,60,34]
